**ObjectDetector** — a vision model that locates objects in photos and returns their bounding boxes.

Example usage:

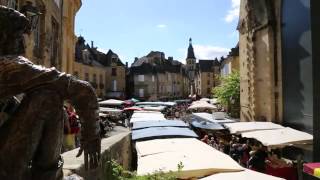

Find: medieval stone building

[128,51,189,100]
[238,0,313,135]
[0,0,81,72]
[195,59,220,98]
[220,44,239,76]
[74,37,126,99]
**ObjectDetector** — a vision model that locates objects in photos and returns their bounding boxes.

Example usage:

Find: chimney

[91,41,94,48]
[126,62,128,68]
[134,57,138,63]
[168,56,173,61]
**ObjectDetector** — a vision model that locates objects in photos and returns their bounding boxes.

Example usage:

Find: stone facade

[74,37,126,99]
[220,45,240,76]
[195,59,220,98]
[238,0,282,122]
[0,0,80,72]
[129,51,189,100]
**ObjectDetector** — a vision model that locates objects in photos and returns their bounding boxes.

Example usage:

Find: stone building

[185,38,197,95]
[238,0,313,135]
[74,37,126,99]
[220,44,239,76]
[0,0,81,72]
[195,59,220,98]
[128,51,189,101]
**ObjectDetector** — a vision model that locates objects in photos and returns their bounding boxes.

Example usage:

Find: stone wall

[63,132,132,180]
[238,0,282,123]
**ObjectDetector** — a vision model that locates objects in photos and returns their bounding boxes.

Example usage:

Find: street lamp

[20,1,41,30]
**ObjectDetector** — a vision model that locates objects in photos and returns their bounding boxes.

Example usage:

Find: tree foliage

[213,71,240,106]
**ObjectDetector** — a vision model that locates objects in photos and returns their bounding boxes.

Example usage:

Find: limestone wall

[63,132,132,180]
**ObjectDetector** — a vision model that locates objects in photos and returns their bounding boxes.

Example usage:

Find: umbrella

[188,101,217,110]
[98,99,124,106]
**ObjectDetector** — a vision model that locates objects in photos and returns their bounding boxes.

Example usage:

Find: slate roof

[197,60,219,72]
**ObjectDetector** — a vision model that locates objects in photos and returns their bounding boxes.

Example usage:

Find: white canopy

[136,138,243,179]
[193,113,236,124]
[130,111,166,123]
[140,106,166,112]
[136,101,176,107]
[188,101,217,110]
[200,169,284,180]
[98,99,124,106]
[200,98,210,102]
[241,127,313,148]
[224,122,284,134]
[99,107,122,113]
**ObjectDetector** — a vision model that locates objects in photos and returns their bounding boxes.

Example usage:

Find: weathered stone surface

[63,131,131,180]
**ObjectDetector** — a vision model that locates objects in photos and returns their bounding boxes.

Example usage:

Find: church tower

[186,38,196,95]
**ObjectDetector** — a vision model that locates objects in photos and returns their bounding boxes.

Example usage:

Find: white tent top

[200,98,210,102]
[224,122,285,134]
[99,107,122,113]
[130,112,166,123]
[200,169,284,180]
[136,101,176,107]
[98,99,124,106]
[241,127,313,148]
[136,138,243,179]
[140,106,166,112]
[193,113,236,124]
[188,101,217,110]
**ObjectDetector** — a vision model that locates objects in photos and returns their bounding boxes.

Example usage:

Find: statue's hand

[76,138,101,170]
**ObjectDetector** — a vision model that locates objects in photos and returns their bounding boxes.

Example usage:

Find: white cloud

[194,45,229,59]
[156,24,167,28]
[178,44,229,61]
[225,0,240,23]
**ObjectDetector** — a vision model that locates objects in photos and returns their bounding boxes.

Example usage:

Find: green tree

[213,71,240,117]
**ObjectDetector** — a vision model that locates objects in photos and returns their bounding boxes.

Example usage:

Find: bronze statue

[0,6,101,180]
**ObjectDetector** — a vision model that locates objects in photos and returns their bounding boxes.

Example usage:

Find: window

[139,88,144,97]
[138,75,144,82]
[99,74,103,83]
[207,73,210,77]
[50,17,59,67]
[7,0,17,9]
[85,73,89,81]
[207,88,211,94]
[93,74,97,83]
[152,75,155,82]
[112,80,117,91]
[207,80,210,85]
[112,68,117,76]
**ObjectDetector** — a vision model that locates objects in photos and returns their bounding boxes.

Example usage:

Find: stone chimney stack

[91,41,94,48]
[134,57,138,63]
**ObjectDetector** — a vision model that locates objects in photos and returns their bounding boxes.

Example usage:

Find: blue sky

[75,0,240,65]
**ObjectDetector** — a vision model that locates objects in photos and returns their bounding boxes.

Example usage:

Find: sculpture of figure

[0,6,101,180]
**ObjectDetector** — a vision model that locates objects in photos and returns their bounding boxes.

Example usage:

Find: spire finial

[189,37,192,45]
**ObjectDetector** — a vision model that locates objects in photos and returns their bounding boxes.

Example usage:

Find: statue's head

[0,5,31,56]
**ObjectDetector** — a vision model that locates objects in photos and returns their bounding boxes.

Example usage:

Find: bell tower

[185,38,196,95]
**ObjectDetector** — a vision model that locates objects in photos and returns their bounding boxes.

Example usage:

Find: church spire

[187,37,196,59]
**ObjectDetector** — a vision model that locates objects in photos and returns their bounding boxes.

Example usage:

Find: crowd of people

[200,133,298,180]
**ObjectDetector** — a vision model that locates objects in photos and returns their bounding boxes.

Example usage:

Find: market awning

[224,122,285,134]
[191,121,225,131]
[193,113,236,124]
[132,127,198,141]
[130,111,167,123]
[136,101,176,107]
[98,99,124,106]
[188,101,217,110]
[200,169,284,180]
[99,107,123,113]
[123,107,144,111]
[241,127,313,148]
[136,138,243,179]
[139,106,166,112]
[132,120,189,130]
